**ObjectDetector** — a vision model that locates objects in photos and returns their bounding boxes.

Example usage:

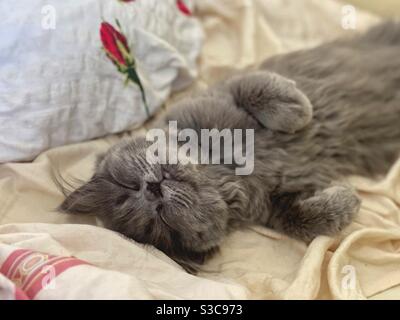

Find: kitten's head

[59,136,231,271]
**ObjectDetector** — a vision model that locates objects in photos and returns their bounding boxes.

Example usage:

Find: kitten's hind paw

[228,71,313,133]
[295,185,361,241]
[271,185,361,242]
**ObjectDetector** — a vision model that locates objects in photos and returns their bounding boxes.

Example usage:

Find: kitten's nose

[146,182,162,198]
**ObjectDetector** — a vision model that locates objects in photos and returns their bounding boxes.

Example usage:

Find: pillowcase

[0,0,203,162]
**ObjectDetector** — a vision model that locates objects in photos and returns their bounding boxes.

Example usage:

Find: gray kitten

[59,22,400,271]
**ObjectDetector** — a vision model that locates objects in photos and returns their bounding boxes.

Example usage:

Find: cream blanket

[1,0,399,300]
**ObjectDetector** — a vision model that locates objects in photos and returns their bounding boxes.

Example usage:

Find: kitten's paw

[229,71,313,133]
[297,185,361,241]
[254,95,313,134]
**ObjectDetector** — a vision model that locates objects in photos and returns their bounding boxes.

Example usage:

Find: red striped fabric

[0,249,89,299]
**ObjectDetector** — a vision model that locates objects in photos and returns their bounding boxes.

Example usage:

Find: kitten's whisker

[175,191,193,205]
[162,185,175,196]
[171,194,190,209]
[133,158,146,174]
[173,194,191,208]
[160,213,175,231]
[138,155,152,175]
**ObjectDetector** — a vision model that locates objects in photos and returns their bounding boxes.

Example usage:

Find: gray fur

[59,22,400,271]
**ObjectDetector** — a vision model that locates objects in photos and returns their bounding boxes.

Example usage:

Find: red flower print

[100,22,130,67]
[176,0,192,16]
[100,21,149,116]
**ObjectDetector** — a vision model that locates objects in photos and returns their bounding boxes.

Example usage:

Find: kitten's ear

[58,179,100,215]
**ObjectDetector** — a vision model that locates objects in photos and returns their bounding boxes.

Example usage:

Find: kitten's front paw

[229,71,313,133]
[298,185,361,241]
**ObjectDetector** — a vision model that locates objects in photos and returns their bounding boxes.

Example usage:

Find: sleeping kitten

[59,22,400,271]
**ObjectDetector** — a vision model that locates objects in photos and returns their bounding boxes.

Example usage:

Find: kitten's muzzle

[146,181,163,199]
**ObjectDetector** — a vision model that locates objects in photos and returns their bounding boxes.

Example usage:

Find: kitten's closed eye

[108,173,141,191]
[115,194,130,206]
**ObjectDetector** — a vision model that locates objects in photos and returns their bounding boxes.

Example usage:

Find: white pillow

[0,0,203,162]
